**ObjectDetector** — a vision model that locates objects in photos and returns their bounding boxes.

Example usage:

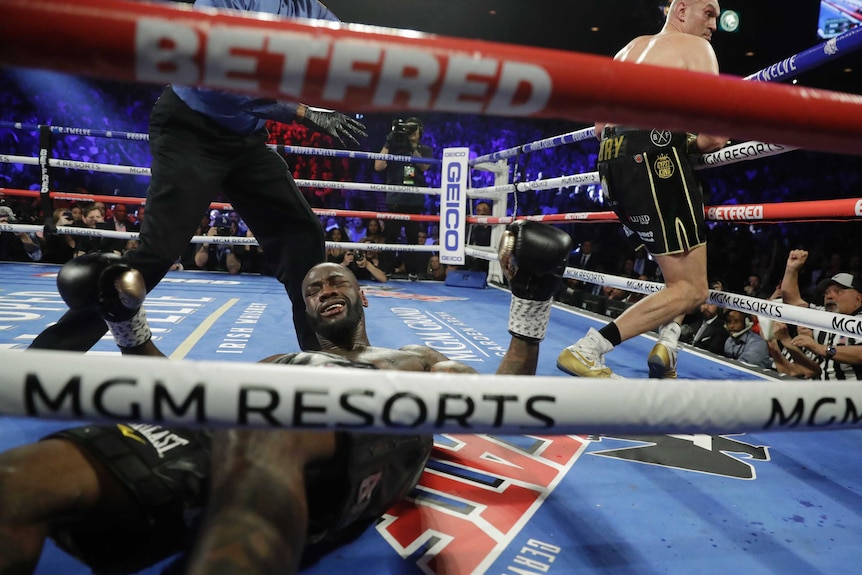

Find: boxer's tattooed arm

[496,338,539,376]
[189,433,310,575]
[187,511,303,575]
[400,344,455,371]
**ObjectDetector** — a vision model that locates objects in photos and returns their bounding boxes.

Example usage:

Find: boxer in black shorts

[0,220,572,575]
[598,127,706,255]
[557,0,728,380]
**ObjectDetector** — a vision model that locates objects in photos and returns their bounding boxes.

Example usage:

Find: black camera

[62,211,73,219]
[387,119,421,151]
[352,251,364,262]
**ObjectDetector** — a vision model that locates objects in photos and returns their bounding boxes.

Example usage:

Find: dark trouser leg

[127,91,233,294]
[224,143,324,351]
[381,203,423,274]
[28,306,111,351]
[30,87,232,351]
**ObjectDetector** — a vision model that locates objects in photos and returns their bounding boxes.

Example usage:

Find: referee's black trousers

[30,87,324,352]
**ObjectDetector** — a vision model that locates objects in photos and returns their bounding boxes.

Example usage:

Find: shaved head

[664,0,720,40]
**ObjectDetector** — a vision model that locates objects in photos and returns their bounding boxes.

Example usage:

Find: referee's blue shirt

[172,0,339,134]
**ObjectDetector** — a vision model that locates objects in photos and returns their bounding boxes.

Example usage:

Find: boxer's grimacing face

[303,263,367,340]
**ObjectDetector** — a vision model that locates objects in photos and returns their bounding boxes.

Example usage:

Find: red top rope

[1,0,861,156]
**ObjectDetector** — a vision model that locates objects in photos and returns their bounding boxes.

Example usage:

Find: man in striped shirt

[781,249,862,380]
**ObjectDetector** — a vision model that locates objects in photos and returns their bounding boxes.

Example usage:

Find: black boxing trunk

[270,351,433,545]
[597,127,706,256]
[305,432,433,545]
[43,424,212,574]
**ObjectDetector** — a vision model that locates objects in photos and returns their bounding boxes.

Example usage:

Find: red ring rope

[1,0,861,156]
[3,188,860,224]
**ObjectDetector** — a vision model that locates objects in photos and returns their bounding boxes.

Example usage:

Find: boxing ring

[2,0,862,573]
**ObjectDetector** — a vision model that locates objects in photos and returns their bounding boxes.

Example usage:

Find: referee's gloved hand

[300,106,367,148]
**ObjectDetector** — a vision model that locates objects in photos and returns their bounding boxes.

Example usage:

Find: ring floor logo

[390,307,509,363]
[377,434,589,574]
[588,434,771,480]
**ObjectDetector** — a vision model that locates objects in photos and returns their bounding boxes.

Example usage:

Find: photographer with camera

[374,118,433,272]
[195,212,242,274]
[41,208,76,264]
[341,247,387,283]
[0,203,42,262]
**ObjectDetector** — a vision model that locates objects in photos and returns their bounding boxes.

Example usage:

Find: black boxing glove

[498,221,573,342]
[57,252,151,349]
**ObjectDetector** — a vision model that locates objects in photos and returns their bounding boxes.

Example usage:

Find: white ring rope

[2,222,142,242]
[327,242,438,253]
[0,154,39,167]
[0,223,440,253]
[470,140,799,197]
[514,172,601,192]
[562,269,862,340]
[463,246,862,340]
[563,268,862,340]
[471,127,597,164]
[0,156,494,199]
[2,129,435,166]
[0,347,859,434]
[0,156,444,197]
[271,145,444,166]
[695,140,798,169]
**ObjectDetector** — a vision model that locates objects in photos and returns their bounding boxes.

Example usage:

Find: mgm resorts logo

[14,372,862,434]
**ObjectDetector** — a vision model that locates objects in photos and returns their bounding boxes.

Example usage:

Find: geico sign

[443,163,462,250]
